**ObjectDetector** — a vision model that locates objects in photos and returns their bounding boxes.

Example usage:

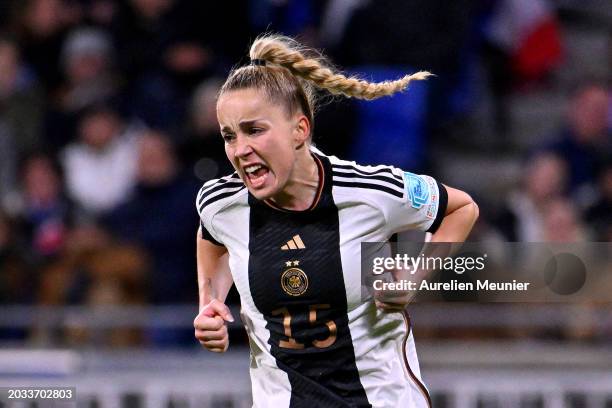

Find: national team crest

[281,267,309,296]
[403,172,430,209]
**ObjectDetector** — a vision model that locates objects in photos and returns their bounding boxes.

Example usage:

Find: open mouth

[244,164,270,189]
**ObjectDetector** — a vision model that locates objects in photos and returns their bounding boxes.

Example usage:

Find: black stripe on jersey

[332,163,403,183]
[197,173,239,198]
[425,182,448,234]
[199,181,244,205]
[248,154,370,408]
[197,178,243,208]
[198,185,245,213]
[333,180,404,199]
[200,172,240,190]
[332,169,404,190]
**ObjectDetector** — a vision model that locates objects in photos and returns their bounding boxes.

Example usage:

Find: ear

[293,115,311,149]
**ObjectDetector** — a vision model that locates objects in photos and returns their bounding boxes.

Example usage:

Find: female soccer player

[193,34,478,407]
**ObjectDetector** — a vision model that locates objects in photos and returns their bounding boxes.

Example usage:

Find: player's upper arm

[197,226,227,257]
[443,185,476,215]
[196,225,228,282]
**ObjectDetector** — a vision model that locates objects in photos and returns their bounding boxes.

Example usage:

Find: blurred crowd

[0,0,610,347]
[493,84,611,243]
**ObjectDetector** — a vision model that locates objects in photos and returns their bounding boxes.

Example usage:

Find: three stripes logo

[281,235,306,250]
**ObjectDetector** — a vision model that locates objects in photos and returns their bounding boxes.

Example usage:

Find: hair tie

[251,59,267,67]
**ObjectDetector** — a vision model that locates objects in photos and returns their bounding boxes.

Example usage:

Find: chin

[244,173,285,202]
[248,189,270,201]
[247,185,277,201]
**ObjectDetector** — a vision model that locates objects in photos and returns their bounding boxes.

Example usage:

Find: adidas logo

[281,235,306,250]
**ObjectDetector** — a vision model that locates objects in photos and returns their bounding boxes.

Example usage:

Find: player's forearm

[197,269,233,310]
[197,253,233,306]
[196,231,233,310]
[430,201,479,243]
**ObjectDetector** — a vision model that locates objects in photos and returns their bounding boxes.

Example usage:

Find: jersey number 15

[271,304,337,350]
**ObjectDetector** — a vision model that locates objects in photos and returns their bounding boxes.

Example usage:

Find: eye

[222,133,235,143]
[249,127,264,135]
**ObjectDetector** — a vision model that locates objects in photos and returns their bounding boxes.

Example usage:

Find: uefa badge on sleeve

[403,172,430,209]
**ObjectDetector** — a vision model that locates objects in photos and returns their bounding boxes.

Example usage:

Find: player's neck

[270,150,319,211]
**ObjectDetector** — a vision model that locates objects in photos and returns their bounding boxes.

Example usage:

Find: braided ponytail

[249,34,431,100]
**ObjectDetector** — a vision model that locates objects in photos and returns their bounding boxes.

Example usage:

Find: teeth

[245,164,263,174]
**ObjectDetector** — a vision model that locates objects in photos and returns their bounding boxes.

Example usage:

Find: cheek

[275,129,296,154]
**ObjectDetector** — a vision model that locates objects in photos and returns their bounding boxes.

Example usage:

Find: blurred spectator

[585,162,612,241]
[178,77,233,182]
[496,152,567,241]
[545,83,611,206]
[45,27,121,150]
[59,27,118,111]
[0,36,45,154]
[61,105,140,217]
[15,152,75,262]
[11,0,74,90]
[103,130,199,304]
[542,199,588,242]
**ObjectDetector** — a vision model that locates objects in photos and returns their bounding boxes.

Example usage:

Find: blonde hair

[219,34,431,135]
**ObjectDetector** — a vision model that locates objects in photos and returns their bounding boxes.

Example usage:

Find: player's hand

[194,299,234,352]
[374,267,427,312]
[374,292,413,312]
[373,279,417,312]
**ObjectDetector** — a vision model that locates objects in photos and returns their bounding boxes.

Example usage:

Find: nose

[234,135,253,158]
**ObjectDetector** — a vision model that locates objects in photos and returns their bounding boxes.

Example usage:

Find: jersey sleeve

[383,170,448,234]
[196,182,225,246]
[199,219,224,246]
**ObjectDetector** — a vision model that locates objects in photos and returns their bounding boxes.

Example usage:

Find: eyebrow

[221,119,266,134]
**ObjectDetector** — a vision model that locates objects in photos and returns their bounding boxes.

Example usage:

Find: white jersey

[196,148,447,408]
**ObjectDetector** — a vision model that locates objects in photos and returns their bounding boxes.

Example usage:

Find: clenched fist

[194,299,234,352]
